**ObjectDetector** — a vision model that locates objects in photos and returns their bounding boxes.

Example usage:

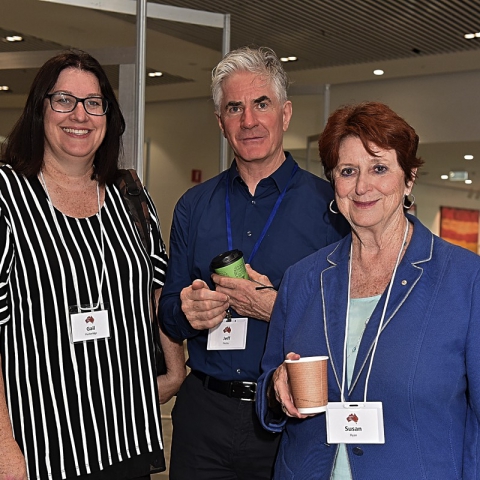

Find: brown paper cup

[285,356,328,413]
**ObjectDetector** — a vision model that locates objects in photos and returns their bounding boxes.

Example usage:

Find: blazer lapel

[349,218,433,395]
[321,238,351,395]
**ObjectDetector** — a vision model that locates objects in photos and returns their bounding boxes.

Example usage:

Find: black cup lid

[210,249,244,271]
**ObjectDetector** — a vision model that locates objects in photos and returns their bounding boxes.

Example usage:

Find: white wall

[2,69,480,248]
[145,69,480,244]
[144,97,219,242]
[0,109,23,136]
[285,70,480,149]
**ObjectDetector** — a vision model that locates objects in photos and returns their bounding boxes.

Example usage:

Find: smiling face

[216,71,292,171]
[43,68,107,169]
[334,136,415,234]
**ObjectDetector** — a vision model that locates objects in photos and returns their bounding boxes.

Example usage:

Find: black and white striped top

[0,165,168,480]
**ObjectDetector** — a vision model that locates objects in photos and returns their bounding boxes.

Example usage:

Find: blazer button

[353,447,364,456]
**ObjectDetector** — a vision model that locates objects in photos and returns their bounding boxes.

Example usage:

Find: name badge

[70,309,111,343]
[326,402,385,444]
[207,317,248,350]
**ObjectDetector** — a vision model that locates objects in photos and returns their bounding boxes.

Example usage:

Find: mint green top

[331,295,381,480]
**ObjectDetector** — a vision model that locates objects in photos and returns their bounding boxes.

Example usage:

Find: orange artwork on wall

[440,206,479,253]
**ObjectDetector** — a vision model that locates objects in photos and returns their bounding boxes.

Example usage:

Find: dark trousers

[71,452,154,480]
[169,372,280,480]
[73,469,149,480]
[73,473,149,480]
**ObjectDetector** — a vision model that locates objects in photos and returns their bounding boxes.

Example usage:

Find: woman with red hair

[257,102,480,479]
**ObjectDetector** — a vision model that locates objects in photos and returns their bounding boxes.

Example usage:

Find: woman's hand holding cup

[272,352,307,419]
[273,352,329,419]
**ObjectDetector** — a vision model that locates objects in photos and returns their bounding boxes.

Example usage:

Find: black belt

[192,370,257,401]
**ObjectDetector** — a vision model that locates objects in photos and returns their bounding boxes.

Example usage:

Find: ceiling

[1,0,480,193]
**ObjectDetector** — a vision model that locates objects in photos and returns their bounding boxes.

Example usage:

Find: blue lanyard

[225,163,298,264]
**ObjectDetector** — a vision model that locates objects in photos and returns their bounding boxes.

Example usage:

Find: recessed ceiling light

[464,154,474,160]
[441,174,449,180]
[0,86,10,91]
[148,71,163,77]
[464,32,480,39]
[373,69,384,76]
[4,35,23,42]
[465,179,473,184]
[280,56,298,63]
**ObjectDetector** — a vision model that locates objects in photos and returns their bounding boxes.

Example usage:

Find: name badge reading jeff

[326,402,385,444]
[207,317,248,350]
[70,309,110,343]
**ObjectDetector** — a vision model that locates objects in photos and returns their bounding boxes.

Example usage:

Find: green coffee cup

[210,249,249,279]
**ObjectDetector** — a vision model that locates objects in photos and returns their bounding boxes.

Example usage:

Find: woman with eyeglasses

[0,50,185,480]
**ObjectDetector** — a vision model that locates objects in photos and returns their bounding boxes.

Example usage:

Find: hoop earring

[329,199,339,214]
[403,194,415,209]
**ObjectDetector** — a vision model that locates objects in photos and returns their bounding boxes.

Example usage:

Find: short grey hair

[211,46,289,114]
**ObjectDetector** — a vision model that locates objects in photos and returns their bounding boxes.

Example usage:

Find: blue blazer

[257,215,480,479]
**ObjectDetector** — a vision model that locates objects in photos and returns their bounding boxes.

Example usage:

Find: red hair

[318,102,423,186]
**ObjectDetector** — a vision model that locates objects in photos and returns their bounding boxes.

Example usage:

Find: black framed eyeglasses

[46,93,108,116]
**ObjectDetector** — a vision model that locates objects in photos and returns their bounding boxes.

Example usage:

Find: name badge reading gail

[70,309,111,343]
[326,402,385,444]
[207,317,248,350]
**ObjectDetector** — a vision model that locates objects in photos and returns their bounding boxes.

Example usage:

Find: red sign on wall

[191,169,202,183]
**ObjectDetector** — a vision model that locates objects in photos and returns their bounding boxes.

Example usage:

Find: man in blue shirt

[160,46,347,479]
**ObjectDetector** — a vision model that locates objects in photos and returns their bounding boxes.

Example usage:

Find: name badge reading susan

[326,402,385,444]
[70,309,110,343]
[207,317,248,350]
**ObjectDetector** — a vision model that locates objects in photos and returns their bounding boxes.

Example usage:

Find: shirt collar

[228,152,297,192]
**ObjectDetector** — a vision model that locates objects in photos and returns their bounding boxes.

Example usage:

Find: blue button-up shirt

[160,153,348,381]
